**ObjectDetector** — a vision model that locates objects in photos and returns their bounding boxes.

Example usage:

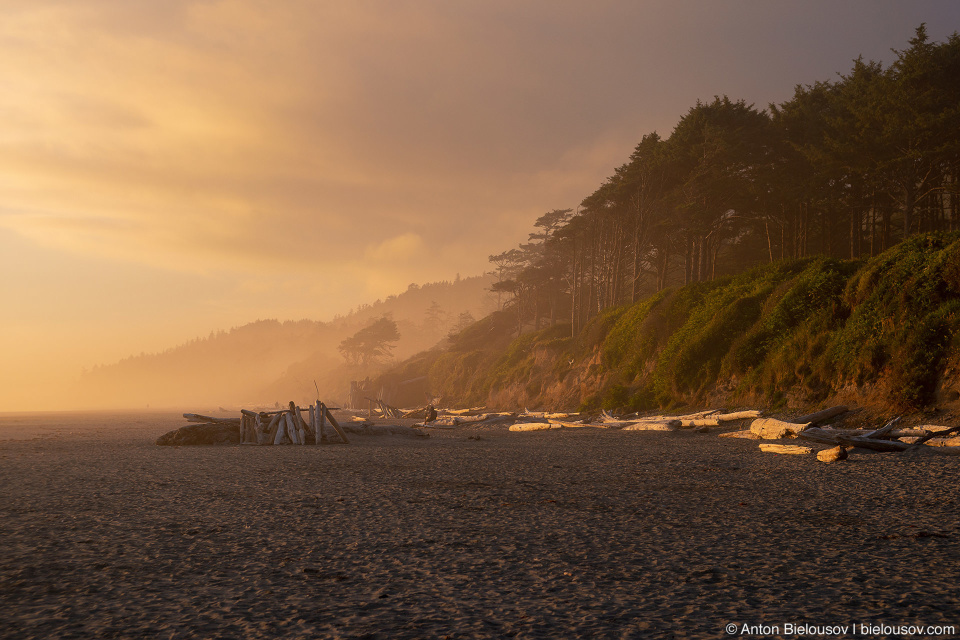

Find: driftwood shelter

[156,400,349,446]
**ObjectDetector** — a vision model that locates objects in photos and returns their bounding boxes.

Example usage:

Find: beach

[1,412,958,639]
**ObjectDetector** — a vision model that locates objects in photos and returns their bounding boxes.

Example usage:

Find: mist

[64,276,495,411]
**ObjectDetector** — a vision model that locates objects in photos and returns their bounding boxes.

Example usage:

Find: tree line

[489,26,960,336]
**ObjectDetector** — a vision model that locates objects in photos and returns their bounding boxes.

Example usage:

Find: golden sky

[1,0,958,410]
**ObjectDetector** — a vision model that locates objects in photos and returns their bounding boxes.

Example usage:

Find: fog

[2,1,957,411]
[68,277,495,411]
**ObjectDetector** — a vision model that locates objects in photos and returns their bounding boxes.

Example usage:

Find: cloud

[3,0,960,409]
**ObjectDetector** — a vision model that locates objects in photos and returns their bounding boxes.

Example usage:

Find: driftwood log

[759,443,813,455]
[715,410,763,422]
[794,405,849,425]
[509,422,558,432]
[817,446,848,462]
[718,430,761,440]
[750,418,811,439]
[321,403,349,444]
[622,421,679,431]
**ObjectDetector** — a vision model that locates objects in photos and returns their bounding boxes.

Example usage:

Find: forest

[489,26,960,336]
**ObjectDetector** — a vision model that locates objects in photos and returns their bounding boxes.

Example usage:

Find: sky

[1,0,959,411]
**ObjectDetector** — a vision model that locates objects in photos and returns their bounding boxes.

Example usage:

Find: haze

[2,0,958,411]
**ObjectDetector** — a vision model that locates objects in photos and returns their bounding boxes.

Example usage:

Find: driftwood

[679,418,720,427]
[836,435,911,452]
[465,413,519,428]
[264,411,283,444]
[911,424,960,447]
[715,410,762,422]
[817,446,848,462]
[718,430,761,440]
[446,407,487,416]
[318,403,327,443]
[759,443,812,455]
[509,422,558,432]
[321,403,349,444]
[547,419,601,429]
[797,427,843,445]
[254,413,266,444]
[799,426,911,451]
[864,416,901,439]
[273,414,288,445]
[622,421,679,431]
[750,417,811,439]
[795,405,849,425]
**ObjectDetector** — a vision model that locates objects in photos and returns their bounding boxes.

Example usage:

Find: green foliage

[602,384,630,411]
[725,257,856,375]
[601,291,668,369]
[823,233,960,408]
[385,232,960,413]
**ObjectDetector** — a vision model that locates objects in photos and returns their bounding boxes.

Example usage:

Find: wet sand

[1,412,959,639]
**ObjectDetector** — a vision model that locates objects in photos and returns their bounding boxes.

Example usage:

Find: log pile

[798,419,960,455]
[156,400,350,446]
[500,404,960,460]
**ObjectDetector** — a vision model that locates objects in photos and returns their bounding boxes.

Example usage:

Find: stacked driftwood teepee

[171,400,350,446]
[237,401,349,445]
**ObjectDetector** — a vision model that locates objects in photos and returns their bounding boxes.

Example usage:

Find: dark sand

[1,412,959,639]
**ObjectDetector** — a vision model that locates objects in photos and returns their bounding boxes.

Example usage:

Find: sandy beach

[1,411,959,639]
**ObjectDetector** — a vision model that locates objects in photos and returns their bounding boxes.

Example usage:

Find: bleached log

[254,413,266,445]
[468,414,519,428]
[759,443,813,455]
[673,410,720,420]
[679,418,720,427]
[594,420,633,429]
[308,405,315,434]
[451,414,493,423]
[285,413,301,445]
[600,410,621,423]
[548,420,600,429]
[318,402,327,443]
[264,411,283,445]
[622,421,679,431]
[321,403,350,444]
[797,427,843,445]
[509,422,559,432]
[715,410,762,422]
[295,405,309,441]
[864,416,901,440]
[910,424,960,447]
[750,417,811,439]
[444,406,487,416]
[428,416,462,427]
[924,436,960,447]
[835,435,911,452]
[919,425,959,434]
[718,430,761,440]
[889,428,933,438]
[795,405,849,425]
[817,446,848,462]
[273,413,288,445]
